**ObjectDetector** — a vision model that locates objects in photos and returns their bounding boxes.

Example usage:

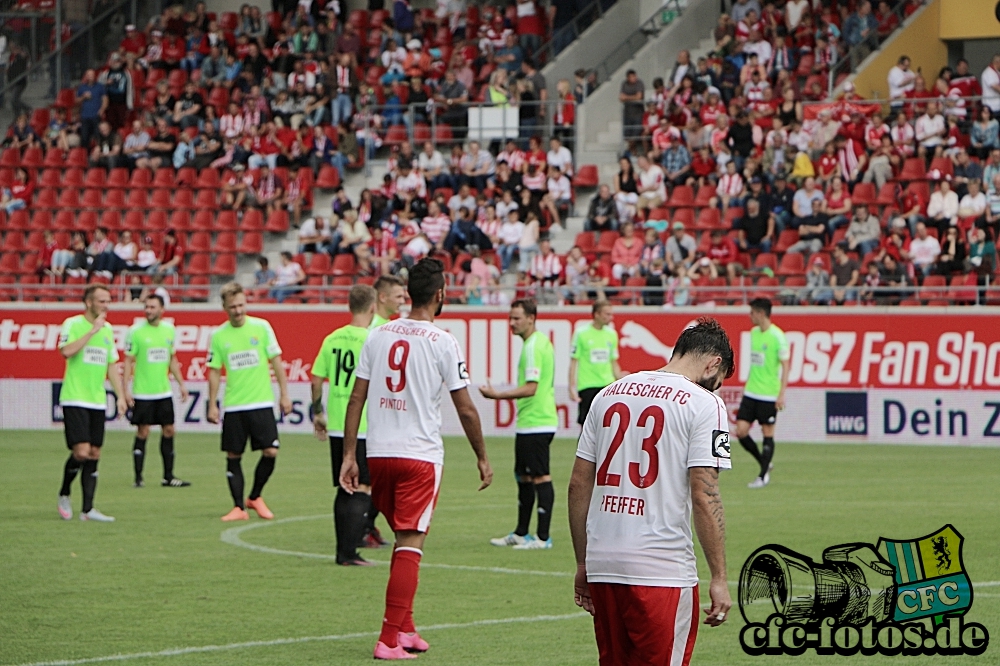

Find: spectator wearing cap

[665,221,697,272]
[735,197,775,252]
[788,176,827,255]
[903,222,941,280]
[801,255,832,304]
[586,185,618,232]
[926,172,958,237]
[845,204,882,257]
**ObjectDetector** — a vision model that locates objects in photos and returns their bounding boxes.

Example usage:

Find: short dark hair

[83,284,109,303]
[373,274,405,293]
[672,318,735,379]
[146,293,165,307]
[749,297,772,317]
[511,298,537,318]
[592,300,611,316]
[407,258,445,308]
[348,284,377,314]
[258,255,269,267]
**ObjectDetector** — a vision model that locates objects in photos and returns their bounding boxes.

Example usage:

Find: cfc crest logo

[738,525,988,656]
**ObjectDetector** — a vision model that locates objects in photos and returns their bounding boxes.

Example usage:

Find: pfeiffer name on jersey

[599,494,646,516]
[602,381,691,405]
[739,615,989,656]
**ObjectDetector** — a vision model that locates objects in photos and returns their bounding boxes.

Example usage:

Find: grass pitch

[0,430,997,665]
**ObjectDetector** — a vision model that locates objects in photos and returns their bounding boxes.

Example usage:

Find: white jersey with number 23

[356,318,470,465]
[576,371,731,588]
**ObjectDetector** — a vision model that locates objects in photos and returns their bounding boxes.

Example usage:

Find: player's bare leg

[375,530,427,659]
[245,447,277,519]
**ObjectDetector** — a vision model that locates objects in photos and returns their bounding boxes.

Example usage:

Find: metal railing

[532,0,616,66]
[582,0,685,95]
[5,280,997,306]
[826,1,916,97]
[354,98,577,172]
[0,0,146,111]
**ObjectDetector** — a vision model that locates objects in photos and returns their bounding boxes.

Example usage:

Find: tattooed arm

[690,466,732,627]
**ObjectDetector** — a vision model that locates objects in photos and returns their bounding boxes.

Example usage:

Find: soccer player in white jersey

[340,258,494,660]
[568,318,735,666]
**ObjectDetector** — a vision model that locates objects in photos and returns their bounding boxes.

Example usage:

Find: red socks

[379,547,422,647]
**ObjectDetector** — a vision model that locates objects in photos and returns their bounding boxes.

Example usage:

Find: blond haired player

[568,318,735,665]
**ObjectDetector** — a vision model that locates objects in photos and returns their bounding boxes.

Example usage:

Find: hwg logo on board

[738,525,989,656]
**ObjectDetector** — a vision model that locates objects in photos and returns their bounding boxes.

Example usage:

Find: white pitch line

[6,612,589,666]
[220,515,574,577]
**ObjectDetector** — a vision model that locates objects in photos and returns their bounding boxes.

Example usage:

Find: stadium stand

[0,0,997,306]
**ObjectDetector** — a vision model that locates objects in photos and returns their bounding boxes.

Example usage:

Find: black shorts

[63,406,106,449]
[221,408,280,454]
[577,387,604,425]
[329,436,370,488]
[129,397,175,426]
[514,432,554,478]
[736,396,778,426]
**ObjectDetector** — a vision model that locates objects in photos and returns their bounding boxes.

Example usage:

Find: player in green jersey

[57,285,128,523]
[569,301,626,427]
[371,274,406,328]
[481,299,558,550]
[207,282,292,522]
[311,284,377,565]
[123,294,190,488]
[737,298,790,489]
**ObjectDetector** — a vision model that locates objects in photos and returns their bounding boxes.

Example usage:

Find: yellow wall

[852,0,947,100]
[940,0,1000,39]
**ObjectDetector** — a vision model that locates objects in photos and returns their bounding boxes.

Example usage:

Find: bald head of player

[144,294,165,325]
[664,318,735,392]
[220,282,247,328]
[407,258,446,319]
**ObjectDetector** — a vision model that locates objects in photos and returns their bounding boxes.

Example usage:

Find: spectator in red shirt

[2,167,32,213]
[707,228,739,279]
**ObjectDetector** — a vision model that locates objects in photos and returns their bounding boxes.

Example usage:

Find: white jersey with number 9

[576,371,731,588]
[356,318,470,465]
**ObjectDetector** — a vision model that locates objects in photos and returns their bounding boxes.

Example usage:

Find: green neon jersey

[58,315,119,410]
[207,316,282,411]
[125,320,175,400]
[370,313,389,329]
[516,331,558,433]
[571,323,619,390]
[313,324,368,436]
[744,324,790,402]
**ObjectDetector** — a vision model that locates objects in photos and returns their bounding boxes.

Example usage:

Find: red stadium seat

[384,124,408,146]
[332,253,356,275]
[169,211,191,231]
[1,232,25,253]
[99,210,122,230]
[239,209,264,231]
[56,189,81,209]
[236,232,264,254]
[191,211,214,231]
[43,148,65,168]
[126,189,150,209]
[186,276,211,301]
[667,185,695,209]
[53,211,75,231]
[35,189,59,210]
[39,168,61,188]
[694,207,723,230]
[215,211,238,231]
[851,182,877,207]
[150,189,173,209]
[572,165,599,189]
[128,169,153,189]
[0,148,20,168]
[106,168,129,188]
[21,147,43,168]
[74,211,97,232]
[315,166,341,189]
[773,229,800,253]
[574,232,596,253]
[83,168,106,189]
[898,158,926,181]
[211,253,237,276]
[306,252,331,275]
[123,210,145,233]
[194,189,218,210]
[7,210,28,230]
[187,232,211,252]
[215,232,237,254]
[596,231,620,255]
[265,210,289,233]
[185,253,211,275]
[25,230,46,251]
[30,211,53,231]
[62,168,85,189]
[776,252,805,276]
[104,189,126,209]
[66,148,89,168]
[195,169,221,189]
[146,210,168,231]
[152,168,175,189]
